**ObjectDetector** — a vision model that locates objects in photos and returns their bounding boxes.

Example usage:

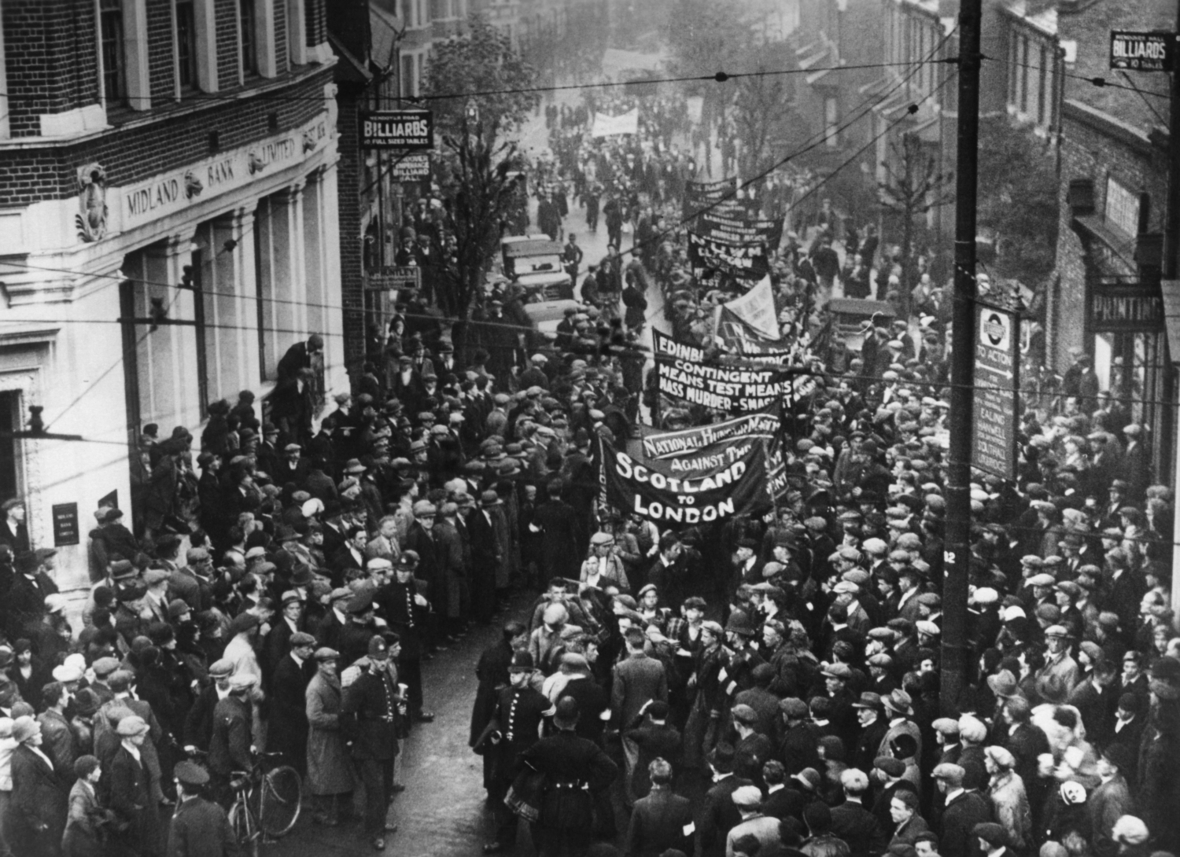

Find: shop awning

[370,3,403,72]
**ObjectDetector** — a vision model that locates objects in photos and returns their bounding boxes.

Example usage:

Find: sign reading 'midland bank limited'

[120,114,330,229]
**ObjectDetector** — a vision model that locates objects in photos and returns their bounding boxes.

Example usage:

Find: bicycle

[224,752,303,856]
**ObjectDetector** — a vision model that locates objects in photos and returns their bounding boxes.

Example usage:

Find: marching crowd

[0,88,1174,857]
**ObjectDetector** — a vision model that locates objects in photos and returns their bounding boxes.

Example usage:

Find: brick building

[1049,0,1173,461]
[0,0,343,595]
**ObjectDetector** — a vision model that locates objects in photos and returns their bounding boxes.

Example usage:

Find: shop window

[99,0,127,103]
[176,0,198,91]
[240,0,258,75]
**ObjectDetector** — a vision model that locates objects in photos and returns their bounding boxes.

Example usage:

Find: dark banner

[597,435,771,525]
[653,329,796,412]
[642,405,782,459]
[688,231,770,281]
[683,178,737,219]
[698,211,783,247]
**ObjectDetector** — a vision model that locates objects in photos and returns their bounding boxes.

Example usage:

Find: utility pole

[942,0,983,715]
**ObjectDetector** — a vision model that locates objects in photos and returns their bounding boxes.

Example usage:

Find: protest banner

[597,435,772,524]
[697,210,783,247]
[653,329,795,412]
[591,108,640,137]
[719,275,780,340]
[642,405,782,459]
[687,231,769,281]
[683,178,737,219]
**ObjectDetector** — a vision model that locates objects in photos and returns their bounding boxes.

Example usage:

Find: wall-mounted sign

[359,111,435,150]
[973,302,1020,481]
[52,502,79,547]
[364,266,422,291]
[1086,281,1164,332]
[391,154,432,180]
[1110,31,1175,72]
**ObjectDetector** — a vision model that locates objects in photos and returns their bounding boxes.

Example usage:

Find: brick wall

[1050,101,1167,371]
[306,0,327,47]
[4,0,101,137]
[0,66,335,206]
[335,83,366,369]
[215,0,239,88]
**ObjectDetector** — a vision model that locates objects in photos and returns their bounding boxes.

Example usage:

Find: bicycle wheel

[259,765,303,838]
[228,801,260,857]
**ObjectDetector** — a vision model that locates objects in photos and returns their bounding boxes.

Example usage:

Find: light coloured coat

[305,670,355,795]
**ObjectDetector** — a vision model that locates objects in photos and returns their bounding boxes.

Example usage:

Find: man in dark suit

[182,658,234,754]
[831,768,887,857]
[933,763,991,857]
[8,716,68,856]
[698,743,755,857]
[108,714,163,856]
[624,757,694,857]
[778,697,821,774]
[762,760,812,821]
[852,693,890,773]
[268,631,316,776]
[341,635,403,851]
[624,699,681,802]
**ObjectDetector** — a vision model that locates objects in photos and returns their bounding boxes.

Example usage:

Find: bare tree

[877,132,954,316]
[425,16,540,356]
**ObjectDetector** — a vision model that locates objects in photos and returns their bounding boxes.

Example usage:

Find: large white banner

[720,275,780,341]
[591,108,640,137]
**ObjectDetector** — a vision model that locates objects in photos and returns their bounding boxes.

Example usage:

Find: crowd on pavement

[0,84,1174,857]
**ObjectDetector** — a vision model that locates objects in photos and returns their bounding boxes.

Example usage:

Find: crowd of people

[0,78,1173,857]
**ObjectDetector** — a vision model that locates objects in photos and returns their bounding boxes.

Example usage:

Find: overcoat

[305,670,356,795]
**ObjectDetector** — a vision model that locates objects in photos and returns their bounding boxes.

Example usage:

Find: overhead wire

[0,59,960,111]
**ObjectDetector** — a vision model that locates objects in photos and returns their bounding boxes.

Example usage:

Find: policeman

[478,651,554,854]
[341,635,403,851]
[518,696,618,857]
[167,761,237,856]
[377,554,434,721]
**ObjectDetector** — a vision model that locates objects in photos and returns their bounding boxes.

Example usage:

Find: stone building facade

[0,0,344,595]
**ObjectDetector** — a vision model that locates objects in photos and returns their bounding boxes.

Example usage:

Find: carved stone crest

[248,150,266,175]
[302,129,318,153]
[184,169,204,199]
[75,163,108,243]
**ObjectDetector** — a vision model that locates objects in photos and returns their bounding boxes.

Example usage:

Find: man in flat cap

[268,631,317,776]
[306,647,355,827]
[209,673,258,804]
